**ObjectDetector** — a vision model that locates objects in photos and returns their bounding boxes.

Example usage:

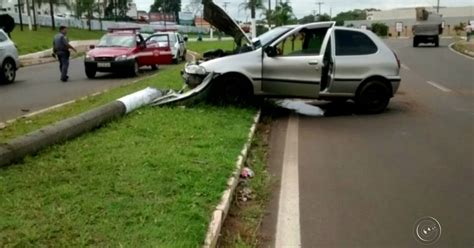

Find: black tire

[1,58,16,84]
[85,67,96,79]
[434,36,439,47]
[209,74,253,105]
[181,50,187,61]
[355,81,391,114]
[172,58,179,64]
[151,64,158,71]
[413,37,418,47]
[130,60,139,77]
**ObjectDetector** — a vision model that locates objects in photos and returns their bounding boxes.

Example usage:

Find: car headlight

[184,64,207,75]
[85,54,94,61]
[115,55,128,61]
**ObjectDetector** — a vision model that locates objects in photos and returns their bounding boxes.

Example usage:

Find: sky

[134,0,474,20]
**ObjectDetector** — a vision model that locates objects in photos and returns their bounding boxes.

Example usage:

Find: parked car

[0,29,20,84]
[84,27,173,78]
[183,0,401,113]
[153,31,188,64]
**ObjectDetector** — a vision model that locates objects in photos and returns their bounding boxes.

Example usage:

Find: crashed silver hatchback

[183,0,401,113]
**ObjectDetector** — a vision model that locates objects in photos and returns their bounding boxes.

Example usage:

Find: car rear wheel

[209,74,253,105]
[85,67,96,79]
[434,36,439,47]
[355,81,391,114]
[1,58,16,84]
[151,64,158,71]
[413,37,418,47]
[181,50,187,61]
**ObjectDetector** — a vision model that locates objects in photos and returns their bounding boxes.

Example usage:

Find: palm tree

[241,0,265,38]
[273,1,294,26]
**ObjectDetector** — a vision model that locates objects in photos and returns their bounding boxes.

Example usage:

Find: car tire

[434,36,439,47]
[209,74,253,105]
[181,50,187,61]
[355,81,391,114]
[151,64,158,71]
[1,58,16,84]
[85,67,96,79]
[172,58,179,64]
[413,37,418,47]
[130,60,139,77]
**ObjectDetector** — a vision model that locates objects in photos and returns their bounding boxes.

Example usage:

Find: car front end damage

[182,62,210,88]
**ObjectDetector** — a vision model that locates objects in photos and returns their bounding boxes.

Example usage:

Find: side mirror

[265,46,277,57]
[89,44,95,49]
[183,36,188,42]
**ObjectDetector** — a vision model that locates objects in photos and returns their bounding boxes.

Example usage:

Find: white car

[183,0,401,114]
[153,31,187,63]
[0,29,19,84]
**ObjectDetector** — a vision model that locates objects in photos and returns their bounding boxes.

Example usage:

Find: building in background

[347,6,474,36]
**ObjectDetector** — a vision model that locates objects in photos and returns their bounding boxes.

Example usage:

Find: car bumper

[181,71,208,88]
[84,59,134,72]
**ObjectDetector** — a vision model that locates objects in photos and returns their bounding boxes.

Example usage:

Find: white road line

[275,114,301,247]
[401,64,410,71]
[426,81,452,92]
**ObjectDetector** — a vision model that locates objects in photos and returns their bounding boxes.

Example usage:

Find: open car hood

[202,0,251,47]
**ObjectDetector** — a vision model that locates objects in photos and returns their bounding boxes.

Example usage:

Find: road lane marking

[426,81,452,92]
[401,64,410,71]
[275,114,301,247]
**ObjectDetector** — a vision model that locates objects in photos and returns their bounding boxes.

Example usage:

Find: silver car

[153,31,187,64]
[183,0,401,113]
[0,29,20,84]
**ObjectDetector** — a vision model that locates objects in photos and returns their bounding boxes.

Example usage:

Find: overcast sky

[135,0,474,20]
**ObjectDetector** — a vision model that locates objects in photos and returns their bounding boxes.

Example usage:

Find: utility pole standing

[436,0,440,13]
[16,0,23,31]
[316,1,324,17]
[223,1,230,12]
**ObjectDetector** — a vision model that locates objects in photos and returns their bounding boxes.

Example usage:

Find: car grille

[95,57,115,62]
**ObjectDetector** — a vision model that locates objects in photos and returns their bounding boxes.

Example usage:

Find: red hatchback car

[84,28,173,78]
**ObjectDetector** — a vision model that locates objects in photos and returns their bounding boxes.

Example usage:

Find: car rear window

[335,30,378,56]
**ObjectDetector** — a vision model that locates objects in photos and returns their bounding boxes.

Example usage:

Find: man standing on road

[53,26,76,82]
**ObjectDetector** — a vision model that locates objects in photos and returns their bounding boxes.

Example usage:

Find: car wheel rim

[4,63,14,81]
[134,62,139,74]
[365,87,385,109]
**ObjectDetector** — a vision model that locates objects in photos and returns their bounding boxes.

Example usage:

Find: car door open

[144,34,173,65]
[262,22,334,97]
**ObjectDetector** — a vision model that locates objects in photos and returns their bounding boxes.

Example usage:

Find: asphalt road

[262,38,473,247]
[0,57,161,122]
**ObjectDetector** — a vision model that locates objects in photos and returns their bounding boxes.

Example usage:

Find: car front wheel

[1,59,16,84]
[209,74,253,105]
[85,67,96,79]
[130,60,139,77]
[355,81,391,114]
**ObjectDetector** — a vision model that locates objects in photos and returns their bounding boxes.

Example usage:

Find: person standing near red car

[53,26,77,82]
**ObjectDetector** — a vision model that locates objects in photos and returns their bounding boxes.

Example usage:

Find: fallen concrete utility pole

[0,87,162,168]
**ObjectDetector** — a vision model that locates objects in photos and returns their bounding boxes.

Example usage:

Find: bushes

[371,22,389,37]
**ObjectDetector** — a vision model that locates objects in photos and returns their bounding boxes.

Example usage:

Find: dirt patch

[218,117,273,247]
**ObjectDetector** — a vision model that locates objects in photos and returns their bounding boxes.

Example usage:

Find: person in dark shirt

[53,26,76,82]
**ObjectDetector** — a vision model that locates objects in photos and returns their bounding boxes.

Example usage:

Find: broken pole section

[0,87,162,168]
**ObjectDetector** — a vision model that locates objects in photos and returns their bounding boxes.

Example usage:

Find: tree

[241,0,265,39]
[318,13,331,22]
[371,22,388,37]
[273,2,295,26]
[332,9,366,26]
[150,0,181,21]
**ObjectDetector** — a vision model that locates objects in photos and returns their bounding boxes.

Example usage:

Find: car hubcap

[4,63,14,81]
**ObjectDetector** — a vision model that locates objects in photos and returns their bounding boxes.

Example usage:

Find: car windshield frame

[97,34,136,48]
[254,26,293,48]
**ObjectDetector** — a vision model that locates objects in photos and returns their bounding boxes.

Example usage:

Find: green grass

[0,65,257,246]
[11,26,104,55]
[186,40,236,54]
[453,40,474,57]
[219,119,273,247]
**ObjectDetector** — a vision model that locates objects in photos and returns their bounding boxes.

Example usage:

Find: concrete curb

[19,40,98,67]
[203,110,261,248]
[448,42,474,60]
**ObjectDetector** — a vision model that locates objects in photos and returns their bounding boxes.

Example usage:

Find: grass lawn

[186,40,236,54]
[11,26,104,55]
[453,40,474,57]
[0,62,257,245]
